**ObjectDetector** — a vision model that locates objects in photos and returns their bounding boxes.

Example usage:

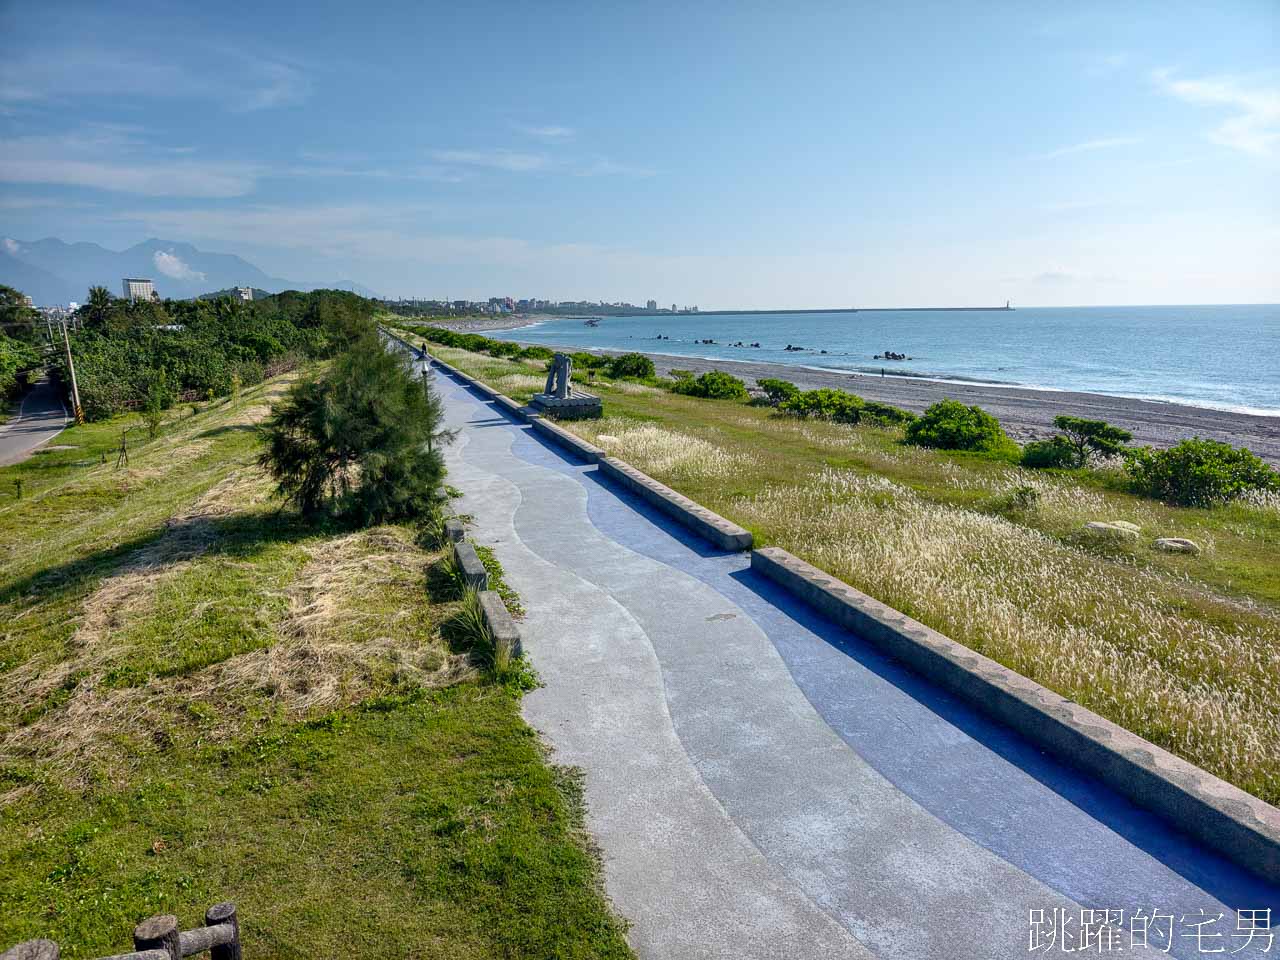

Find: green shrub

[519,346,554,361]
[487,340,523,358]
[606,352,656,379]
[1051,415,1132,466]
[781,388,864,423]
[570,351,610,371]
[1125,438,1279,506]
[757,378,799,405]
[671,370,749,400]
[861,401,917,428]
[905,399,1013,453]
[1022,435,1078,469]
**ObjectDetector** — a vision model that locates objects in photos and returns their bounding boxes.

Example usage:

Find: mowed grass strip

[0,373,633,958]
[420,340,1280,805]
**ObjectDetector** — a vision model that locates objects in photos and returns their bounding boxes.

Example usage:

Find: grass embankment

[0,375,632,957]
[416,339,1280,806]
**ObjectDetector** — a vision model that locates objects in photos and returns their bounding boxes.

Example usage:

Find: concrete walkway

[422,355,1278,960]
[0,376,68,467]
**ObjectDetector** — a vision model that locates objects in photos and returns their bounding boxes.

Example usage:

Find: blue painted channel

[429,357,1278,958]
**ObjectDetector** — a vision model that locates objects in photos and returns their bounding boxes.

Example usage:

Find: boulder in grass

[1154,537,1202,555]
[1084,521,1140,541]
[1110,520,1142,534]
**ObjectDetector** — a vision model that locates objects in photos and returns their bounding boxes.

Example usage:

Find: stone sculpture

[544,353,573,399]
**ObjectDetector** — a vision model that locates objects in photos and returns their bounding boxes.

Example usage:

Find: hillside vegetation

[0,365,631,955]
[406,332,1280,805]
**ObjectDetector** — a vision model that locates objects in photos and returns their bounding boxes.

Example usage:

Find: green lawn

[0,373,632,958]
[413,337,1280,806]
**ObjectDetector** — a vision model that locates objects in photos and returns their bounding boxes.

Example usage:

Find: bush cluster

[757,378,799,405]
[905,399,1015,454]
[1124,439,1279,507]
[606,352,656,379]
[1022,415,1133,469]
[779,386,915,428]
[670,369,749,400]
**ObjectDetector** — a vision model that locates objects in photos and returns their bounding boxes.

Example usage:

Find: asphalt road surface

[0,376,69,467]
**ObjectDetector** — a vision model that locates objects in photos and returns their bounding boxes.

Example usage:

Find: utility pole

[60,320,84,425]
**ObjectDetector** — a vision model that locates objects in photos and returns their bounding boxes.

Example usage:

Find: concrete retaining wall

[750,545,1280,884]
[598,457,753,552]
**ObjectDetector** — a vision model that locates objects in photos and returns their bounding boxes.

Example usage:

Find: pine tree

[259,328,455,524]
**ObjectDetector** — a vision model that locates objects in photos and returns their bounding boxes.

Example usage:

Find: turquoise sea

[492,305,1280,416]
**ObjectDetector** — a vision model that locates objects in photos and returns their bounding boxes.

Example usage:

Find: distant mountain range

[0,237,379,305]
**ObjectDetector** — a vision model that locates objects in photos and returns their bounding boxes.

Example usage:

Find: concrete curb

[598,457,753,552]
[478,590,523,660]
[453,541,488,590]
[750,545,1280,884]
[443,518,465,543]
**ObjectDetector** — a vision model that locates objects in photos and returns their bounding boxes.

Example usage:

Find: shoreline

[414,317,1280,462]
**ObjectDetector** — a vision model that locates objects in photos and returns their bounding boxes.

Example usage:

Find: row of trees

[50,287,375,420]
[0,286,43,401]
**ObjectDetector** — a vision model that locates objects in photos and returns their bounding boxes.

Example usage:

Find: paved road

[0,376,68,467]
[421,351,1278,959]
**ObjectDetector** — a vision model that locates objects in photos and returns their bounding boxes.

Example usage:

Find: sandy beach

[419,318,1280,463]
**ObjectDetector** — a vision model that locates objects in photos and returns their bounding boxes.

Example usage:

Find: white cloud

[153,250,206,282]
[429,149,654,178]
[1152,70,1280,156]
[0,132,257,197]
[0,47,310,112]
[236,61,310,111]
[513,123,575,141]
[1044,137,1141,159]
[430,149,552,172]
[2,238,19,255]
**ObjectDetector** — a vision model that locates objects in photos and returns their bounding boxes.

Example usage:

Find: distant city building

[122,278,156,302]
[646,299,658,310]
[670,303,677,313]
[234,287,253,302]
[22,294,33,307]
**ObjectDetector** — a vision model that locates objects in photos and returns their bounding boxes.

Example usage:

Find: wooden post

[0,940,59,960]
[133,914,179,960]
[205,902,241,960]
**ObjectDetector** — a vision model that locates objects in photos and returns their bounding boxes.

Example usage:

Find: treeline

[0,285,43,401]
[53,287,376,420]
[408,323,1279,508]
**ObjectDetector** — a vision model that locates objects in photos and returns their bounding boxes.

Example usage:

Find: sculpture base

[528,391,602,420]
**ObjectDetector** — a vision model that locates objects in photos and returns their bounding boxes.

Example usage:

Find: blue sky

[1,0,1277,307]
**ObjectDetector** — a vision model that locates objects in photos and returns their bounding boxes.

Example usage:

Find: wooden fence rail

[2,902,240,960]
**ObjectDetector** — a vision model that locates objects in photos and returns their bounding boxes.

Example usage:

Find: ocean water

[491,305,1280,416]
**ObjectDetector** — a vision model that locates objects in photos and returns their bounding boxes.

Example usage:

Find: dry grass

[574,417,759,482]
[209,527,472,715]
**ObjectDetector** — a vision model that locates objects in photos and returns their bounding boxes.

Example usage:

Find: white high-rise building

[234,287,253,301]
[122,278,156,302]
